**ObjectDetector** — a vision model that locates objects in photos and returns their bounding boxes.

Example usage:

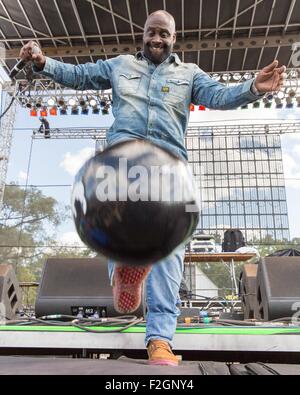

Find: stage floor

[0,325,300,353]
[0,356,231,375]
[1,356,300,375]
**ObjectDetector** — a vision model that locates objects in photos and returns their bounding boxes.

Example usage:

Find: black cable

[217,319,256,326]
[270,317,300,323]
[184,292,211,300]
[0,95,15,120]
[72,317,144,333]
[4,313,144,333]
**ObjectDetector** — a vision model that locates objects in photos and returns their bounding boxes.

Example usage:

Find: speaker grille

[39,258,110,297]
[265,258,300,298]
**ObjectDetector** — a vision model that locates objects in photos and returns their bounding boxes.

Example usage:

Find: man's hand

[19,41,46,70]
[254,60,286,94]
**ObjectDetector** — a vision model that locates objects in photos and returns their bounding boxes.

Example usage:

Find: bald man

[20,10,286,366]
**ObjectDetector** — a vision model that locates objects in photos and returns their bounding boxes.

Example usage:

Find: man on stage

[20,10,286,366]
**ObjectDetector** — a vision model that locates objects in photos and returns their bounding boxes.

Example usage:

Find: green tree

[252,235,300,257]
[0,183,94,307]
[198,261,244,297]
[0,183,90,279]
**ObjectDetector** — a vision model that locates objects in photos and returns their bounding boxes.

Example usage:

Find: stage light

[275,98,283,109]
[89,98,97,107]
[100,99,107,107]
[35,98,43,108]
[199,105,206,111]
[288,89,296,98]
[211,73,220,81]
[277,90,285,100]
[286,97,293,109]
[68,98,77,107]
[30,108,38,117]
[243,72,253,80]
[222,73,231,82]
[263,98,272,108]
[190,104,195,111]
[26,100,33,109]
[71,107,79,115]
[241,104,248,109]
[81,105,89,115]
[71,105,79,115]
[79,97,86,107]
[102,105,110,115]
[233,73,242,81]
[40,107,48,117]
[49,106,57,116]
[60,105,68,115]
[47,97,56,107]
[265,93,273,101]
[58,97,65,106]
[253,101,260,108]
[92,107,100,114]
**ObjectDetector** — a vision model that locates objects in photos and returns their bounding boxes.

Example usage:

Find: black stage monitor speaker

[255,257,300,321]
[239,264,258,319]
[35,258,146,318]
[0,264,22,320]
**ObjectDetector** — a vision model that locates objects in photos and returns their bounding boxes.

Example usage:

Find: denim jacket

[37,53,260,160]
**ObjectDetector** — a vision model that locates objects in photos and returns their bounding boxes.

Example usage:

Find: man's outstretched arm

[19,41,112,91]
[192,60,286,110]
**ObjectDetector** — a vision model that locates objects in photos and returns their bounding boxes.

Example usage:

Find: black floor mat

[0,356,230,375]
[230,362,300,375]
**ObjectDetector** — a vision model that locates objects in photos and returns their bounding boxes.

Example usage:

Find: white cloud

[18,171,27,182]
[60,147,95,176]
[282,153,300,189]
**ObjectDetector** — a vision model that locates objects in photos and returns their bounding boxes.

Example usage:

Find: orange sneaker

[147,340,179,366]
[112,264,152,314]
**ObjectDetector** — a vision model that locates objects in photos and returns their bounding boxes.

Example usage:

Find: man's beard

[143,43,172,65]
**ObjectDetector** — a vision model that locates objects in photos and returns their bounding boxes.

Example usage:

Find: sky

[1,78,300,246]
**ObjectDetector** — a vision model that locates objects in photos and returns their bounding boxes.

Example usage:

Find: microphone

[9,59,26,79]
[9,45,41,79]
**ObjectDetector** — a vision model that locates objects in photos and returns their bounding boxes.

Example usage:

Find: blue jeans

[108,245,185,347]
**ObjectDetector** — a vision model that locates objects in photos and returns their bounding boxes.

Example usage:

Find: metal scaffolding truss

[32,127,107,140]
[31,122,300,139]
[0,0,299,76]
[10,68,300,111]
[3,34,300,62]
[186,122,300,136]
[14,78,112,109]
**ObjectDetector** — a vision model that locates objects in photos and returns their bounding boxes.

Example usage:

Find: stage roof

[0,0,300,77]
